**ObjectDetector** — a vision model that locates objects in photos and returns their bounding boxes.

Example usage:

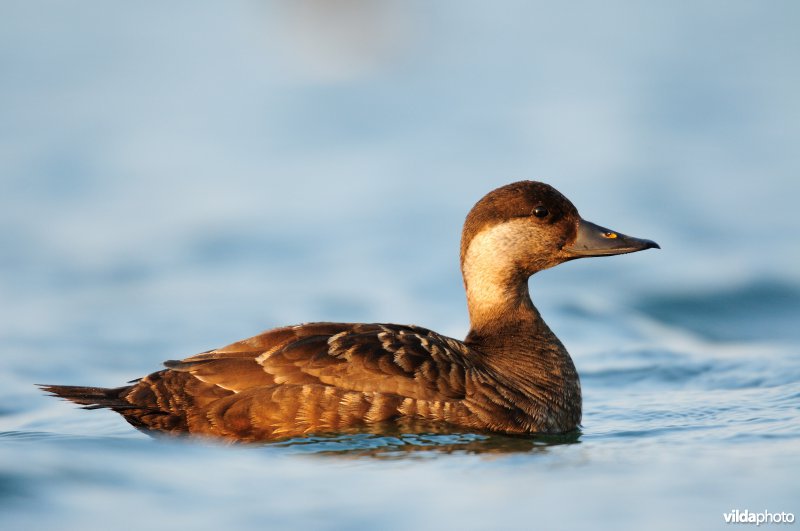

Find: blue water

[2,2,799,530]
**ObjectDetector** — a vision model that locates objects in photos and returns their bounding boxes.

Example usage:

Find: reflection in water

[100,419,581,459]
[261,422,581,459]
[1,425,580,460]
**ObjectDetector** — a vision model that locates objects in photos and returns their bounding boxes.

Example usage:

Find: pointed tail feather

[38,384,137,410]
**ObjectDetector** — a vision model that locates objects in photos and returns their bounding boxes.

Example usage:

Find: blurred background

[1,1,798,530]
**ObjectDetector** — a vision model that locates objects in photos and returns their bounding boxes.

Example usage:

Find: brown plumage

[41,181,658,442]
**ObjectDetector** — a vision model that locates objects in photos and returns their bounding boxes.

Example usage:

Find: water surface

[1,2,799,530]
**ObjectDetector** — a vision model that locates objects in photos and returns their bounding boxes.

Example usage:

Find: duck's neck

[462,268,558,359]
[461,250,581,431]
[461,227,551,349]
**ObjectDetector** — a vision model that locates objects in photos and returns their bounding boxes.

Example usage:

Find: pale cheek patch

[462,219,540,309]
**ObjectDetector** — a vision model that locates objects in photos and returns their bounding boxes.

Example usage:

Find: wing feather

[167,322,473,401]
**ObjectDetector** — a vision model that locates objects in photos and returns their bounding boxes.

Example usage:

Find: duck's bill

[563,219,660,258]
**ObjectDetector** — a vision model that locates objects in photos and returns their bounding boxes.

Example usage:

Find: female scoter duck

[42,181,658,441]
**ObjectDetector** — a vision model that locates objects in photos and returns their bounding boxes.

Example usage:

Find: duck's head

[460,181,659,300]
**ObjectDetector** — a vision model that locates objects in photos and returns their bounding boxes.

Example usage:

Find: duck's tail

[38,384,137,410]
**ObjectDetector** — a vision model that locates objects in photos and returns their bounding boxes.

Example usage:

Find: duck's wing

[164,322,472,402]
[44,322,480,440]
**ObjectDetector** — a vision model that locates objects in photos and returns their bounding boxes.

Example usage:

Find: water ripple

[637,279,800,342]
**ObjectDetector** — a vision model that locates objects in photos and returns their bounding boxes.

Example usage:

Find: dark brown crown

[459,181,580,265]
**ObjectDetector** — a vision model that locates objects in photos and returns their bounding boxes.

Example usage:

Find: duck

[42,181,659,442]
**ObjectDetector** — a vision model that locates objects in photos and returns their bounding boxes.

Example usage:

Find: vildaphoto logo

[723,509,795,525]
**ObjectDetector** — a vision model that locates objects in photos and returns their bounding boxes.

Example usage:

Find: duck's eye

[532,206,549,218]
